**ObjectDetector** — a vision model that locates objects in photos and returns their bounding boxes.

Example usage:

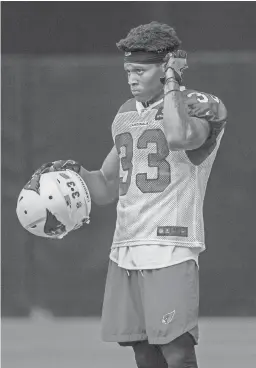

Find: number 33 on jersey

[111,89,227,250]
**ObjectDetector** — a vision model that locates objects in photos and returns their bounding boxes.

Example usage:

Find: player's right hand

[162,50,188,85]
[33,160,81,176]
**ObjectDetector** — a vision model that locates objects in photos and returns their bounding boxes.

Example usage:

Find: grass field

[2,316,256,368]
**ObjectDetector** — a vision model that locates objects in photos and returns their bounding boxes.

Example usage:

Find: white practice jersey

[111,89,227,251]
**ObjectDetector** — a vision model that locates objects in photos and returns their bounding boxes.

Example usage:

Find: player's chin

[131,91,146,102]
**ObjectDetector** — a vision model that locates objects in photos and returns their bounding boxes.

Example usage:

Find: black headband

[124,51,168,64]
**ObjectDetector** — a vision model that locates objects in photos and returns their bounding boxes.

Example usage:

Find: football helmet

[16,169,91,239]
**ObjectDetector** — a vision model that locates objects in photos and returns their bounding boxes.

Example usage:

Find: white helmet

[16,169,91,239]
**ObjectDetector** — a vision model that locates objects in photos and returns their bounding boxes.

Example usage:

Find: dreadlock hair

[116,21,181,53]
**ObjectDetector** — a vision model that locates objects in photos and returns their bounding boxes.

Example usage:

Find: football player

[34,21,227,368]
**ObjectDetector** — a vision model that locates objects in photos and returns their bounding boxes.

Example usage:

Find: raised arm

[79,145,120,206]
[161,51,227,153]
[162,51,210,151]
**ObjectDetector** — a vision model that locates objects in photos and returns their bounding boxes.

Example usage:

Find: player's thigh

[101,260,146,342]
[131,340,168,368]
[160,332,198,368]
[143,260,199,345]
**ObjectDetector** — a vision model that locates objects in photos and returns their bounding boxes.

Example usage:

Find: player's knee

[161,349,197,368]
[132,342,156,368]
[132,341,166,368]
[160,333,198,368]
[184,346,198,368]
[163,349,186,368]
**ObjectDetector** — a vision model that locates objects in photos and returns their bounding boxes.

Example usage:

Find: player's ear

[160,62,166,75]
[154,62,164,75]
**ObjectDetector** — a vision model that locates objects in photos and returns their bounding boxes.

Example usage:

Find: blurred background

[2,2,256,320]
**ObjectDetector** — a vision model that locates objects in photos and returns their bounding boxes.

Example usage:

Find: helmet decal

[24,174,41,195]
[59,172,71,180]
[64,194,72,208]
[44,208,66,237]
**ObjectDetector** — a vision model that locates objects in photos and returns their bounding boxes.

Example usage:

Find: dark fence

[2,53,256,317]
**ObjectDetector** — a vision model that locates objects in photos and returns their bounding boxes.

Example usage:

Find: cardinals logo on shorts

[162,310,175,324]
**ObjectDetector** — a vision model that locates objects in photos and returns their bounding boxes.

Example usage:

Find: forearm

[79,167,118,206]
[163,77,191,146]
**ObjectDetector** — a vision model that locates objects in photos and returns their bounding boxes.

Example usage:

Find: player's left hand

[51,160,81,173]
[33,160,81,177]
[162,50,188,85]
[33,162,54,176]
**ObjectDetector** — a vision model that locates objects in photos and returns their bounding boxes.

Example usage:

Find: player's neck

[142,89,164,108]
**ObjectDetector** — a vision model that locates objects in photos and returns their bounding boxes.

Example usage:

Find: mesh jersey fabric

[108,88,227,269]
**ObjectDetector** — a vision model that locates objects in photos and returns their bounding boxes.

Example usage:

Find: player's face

[124,63,164,102]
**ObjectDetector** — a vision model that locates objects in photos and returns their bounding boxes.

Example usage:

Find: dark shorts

[101,259,199,345]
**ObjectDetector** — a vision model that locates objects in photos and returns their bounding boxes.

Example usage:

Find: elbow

[93,195,116,206]
[165,126,191,151]
[166,136,207,152]
[166,136,187,151]
[164,129,188,152]
[168,143,186,151]
[92,186,118,206]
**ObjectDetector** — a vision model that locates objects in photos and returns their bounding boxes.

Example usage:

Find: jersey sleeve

[184,90,227,141]
[117,98,136,114]
[112,98,137,141]
[183,90,228,165]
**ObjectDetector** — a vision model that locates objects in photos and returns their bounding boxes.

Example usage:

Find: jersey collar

[136,86,186,116]
[136,98,163,116]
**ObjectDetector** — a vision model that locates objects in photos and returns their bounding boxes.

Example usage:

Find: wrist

[165,66,182,85]
[164,78,180,94]
[165,67,175,79]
